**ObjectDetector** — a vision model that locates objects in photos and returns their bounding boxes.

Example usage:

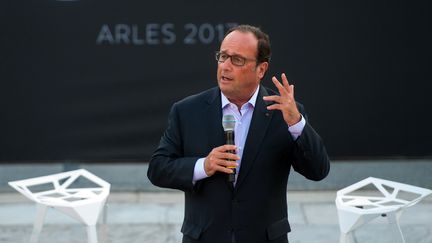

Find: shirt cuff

[288,115,306,140]
[192,158,209,184]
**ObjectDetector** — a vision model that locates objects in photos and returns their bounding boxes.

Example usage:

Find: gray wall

[1,160,431,192]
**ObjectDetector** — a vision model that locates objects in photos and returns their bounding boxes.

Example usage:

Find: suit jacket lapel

[205,88,234,191]
[205,88,224,149]
[235,86,273,190]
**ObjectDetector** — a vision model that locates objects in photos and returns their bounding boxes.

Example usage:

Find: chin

[218,81,229,90]
[219,85,233,95]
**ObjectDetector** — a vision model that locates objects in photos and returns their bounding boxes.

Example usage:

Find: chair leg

[99,203,108,243]
[30,204,48,243]
[387,211,405,243]
[340,232,356,243]
[87,225,98,243]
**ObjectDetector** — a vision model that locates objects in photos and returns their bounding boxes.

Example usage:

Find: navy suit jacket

[148,85,330,243]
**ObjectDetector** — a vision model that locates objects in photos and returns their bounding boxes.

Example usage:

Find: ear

[257,62,269,79]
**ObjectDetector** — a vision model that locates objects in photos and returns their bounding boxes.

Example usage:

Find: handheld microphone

[222,114,236,182]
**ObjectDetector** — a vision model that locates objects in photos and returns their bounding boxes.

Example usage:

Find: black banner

[1,0,431,161]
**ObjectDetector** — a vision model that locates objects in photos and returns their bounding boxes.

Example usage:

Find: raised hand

[263,73,301,126]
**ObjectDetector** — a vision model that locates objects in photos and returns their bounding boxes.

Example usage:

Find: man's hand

[263,73,301,126]
[204,145,239,177]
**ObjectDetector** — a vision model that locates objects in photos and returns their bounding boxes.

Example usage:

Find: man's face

[217,31,268,105]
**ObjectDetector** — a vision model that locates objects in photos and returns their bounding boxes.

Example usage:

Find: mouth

[221,75,234,82]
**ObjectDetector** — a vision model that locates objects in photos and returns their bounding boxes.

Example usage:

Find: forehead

[220,31,258,56]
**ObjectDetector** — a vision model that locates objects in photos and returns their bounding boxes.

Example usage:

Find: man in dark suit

[147,25,330,243]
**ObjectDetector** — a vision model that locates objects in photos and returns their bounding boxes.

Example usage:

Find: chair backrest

[8,169,110,207]
[336,177,432,214]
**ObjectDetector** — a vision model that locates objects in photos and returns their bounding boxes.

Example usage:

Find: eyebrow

[219,50,244,57]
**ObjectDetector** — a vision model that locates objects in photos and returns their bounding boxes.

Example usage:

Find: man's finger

[221,160,238,169]
[281,73,290,89]
[272,76,288,96]
[266,103,282,111]
[214,160,236,172]
[221,152,240,161]
[217,166,235,174]
[263,95,282,104]
[218,144,237,152]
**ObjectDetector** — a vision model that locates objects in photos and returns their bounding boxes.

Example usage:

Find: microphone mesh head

[222,114,236,131]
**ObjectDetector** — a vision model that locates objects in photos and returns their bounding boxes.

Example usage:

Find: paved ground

[0,191,431,243]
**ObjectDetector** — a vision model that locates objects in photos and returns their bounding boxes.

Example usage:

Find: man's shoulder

[174,86,219,108]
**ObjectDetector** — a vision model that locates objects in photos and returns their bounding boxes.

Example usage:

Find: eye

[231,55,245,65]
[219,53,229,60]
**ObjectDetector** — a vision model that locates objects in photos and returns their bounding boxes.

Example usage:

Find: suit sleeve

[290,104,330,181]
[147,103,199,192]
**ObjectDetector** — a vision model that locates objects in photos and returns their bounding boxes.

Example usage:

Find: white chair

[335,177,432,243]
[8,169,110,243]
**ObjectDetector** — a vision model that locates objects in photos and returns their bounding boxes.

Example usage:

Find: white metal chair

[8,169,110,243]
[335,177,432,243]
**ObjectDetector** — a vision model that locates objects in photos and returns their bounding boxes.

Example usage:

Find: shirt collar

[221,86,260,109]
